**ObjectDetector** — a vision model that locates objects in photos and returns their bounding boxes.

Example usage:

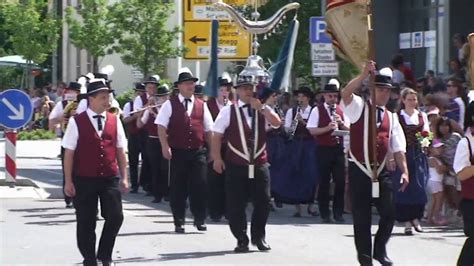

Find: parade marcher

[392,88,430,235]
[156,68,212,233]
[206,74,232,222]
[453,102,474,266]
[133,76,159,194]
[307,79,350,222]
[48,81,81,208]
[273,86,318,217]
[341,62,409,266]
[194,84,205,100]
[137,85,171,203]
[122,83,146,193]
[62,79,129,266]
[211,78,281,253]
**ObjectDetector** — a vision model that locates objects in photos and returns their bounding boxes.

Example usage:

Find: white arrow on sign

[1,98,25,120]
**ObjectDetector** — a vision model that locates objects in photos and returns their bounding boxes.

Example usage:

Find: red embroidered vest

[168,96,205,149]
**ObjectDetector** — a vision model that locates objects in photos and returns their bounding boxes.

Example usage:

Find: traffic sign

[312,62,339,77]
[183,21,251,60]
[310,16,332,44]
[0,89,34,129]
[311,43,335,61]
[184,0,248,21]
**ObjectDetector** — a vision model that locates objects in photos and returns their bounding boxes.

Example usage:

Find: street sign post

[0,89,34,186]
[182,0,251,60]
[309,16,338,77]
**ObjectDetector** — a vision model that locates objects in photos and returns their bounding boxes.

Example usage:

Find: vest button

[100,154,104,157]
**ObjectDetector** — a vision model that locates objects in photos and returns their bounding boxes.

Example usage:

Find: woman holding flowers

[392,88,430,235]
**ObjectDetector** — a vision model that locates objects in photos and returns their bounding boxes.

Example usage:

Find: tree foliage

[109,0,183,77]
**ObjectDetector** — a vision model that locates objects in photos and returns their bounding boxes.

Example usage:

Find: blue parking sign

[310,16,332,44]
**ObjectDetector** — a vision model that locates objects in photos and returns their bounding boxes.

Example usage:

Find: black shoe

[65,202,73,209]
[251,239,271,251]
[151,198,162,203]
[374,254,393,266]
[130,188,138,194]
[234,238,250,253]
[175,225,185,233]
[334,215,345,223]
[321,216,333,223]
[194,223,207,231]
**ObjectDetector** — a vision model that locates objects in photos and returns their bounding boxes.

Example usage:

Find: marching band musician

[307,79,350,223]
[62,79,129,266]
[48,81,82,208]
[137,85,171,203]
[275,87,318,217]
[206,73,233,222]
[341,61,409,266]
[133,76,159,194]
[122,83,146,193]
[155,68,213,233]
[211,79,281,253]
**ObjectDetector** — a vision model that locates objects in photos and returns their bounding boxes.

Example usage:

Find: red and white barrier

[5,131,16,185]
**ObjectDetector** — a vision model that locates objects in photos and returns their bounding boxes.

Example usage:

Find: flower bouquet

[416,130,434,153]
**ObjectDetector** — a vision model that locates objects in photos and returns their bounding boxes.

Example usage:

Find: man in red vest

[206,73,232,222]
[211,79,281,253]
[453,102,474,266]
[62,79,129,266]
[341,61,409,266]
[156,68,213,233]
[122,83,146,193]
[133,76,159,194]
[138,84,171,203]
[307,79,350,223]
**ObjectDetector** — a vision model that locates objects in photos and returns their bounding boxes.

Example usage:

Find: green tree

[65,0,118,72]
[2,1,60,87]
[109,0,183,77]
[258,0,358,90]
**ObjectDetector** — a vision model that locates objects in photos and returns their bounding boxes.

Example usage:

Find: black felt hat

[87,80,113,95]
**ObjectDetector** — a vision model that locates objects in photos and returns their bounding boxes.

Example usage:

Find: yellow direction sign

[184,0,248,21]
[183,21,251,60]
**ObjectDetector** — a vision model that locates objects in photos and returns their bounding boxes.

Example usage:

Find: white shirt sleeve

[455,97,465,127]
[76,99,88,114]
[211,106,231,134]
[133,96,144,111]
[141,109,150,124]
[341,94,364,123]
[116,117,128,150]
[61,117,79,150]
[48,101,64,120]
[264,105,280,130]
[122,103,131,118]
[203,103,213,132]
[343,112,351,127]
[454,137,471,174]
[155,100,172,128]
[389,113,407,153]
[306,107,320,128]
[284,108,293,129]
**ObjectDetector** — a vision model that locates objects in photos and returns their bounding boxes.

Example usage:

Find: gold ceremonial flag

[325,0,368,71]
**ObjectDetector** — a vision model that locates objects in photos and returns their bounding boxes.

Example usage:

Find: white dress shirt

[133,93,151,111]
[284,105,312,129]
[48,100,66,120]
[76,98,88,114]
[122,102,132,119]
[342,94,406,153]
[62,108,127,151]
[154,94,213,132]
[454,134,474,174]
[306,103,350,128]
[212,100,278,134]
[399,109,430,132]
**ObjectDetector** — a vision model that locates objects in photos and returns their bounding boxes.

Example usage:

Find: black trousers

[127,133,140,190]
[73,176,123,263]
[60,147,72,205]
[225,162,271,243]
[317,145,345,218]
[147,137,169,199]
[138,130,151,191]
[208,146,227,219]
[170,148,207,226]
[349,162,395,266]
[458,198,474,266]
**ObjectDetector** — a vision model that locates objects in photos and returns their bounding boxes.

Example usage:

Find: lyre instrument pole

[367,0,378,183]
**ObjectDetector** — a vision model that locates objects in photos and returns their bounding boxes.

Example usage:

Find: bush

[115,88,134,109]
[17,129,57,140]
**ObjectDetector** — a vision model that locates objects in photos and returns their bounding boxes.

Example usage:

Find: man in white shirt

[62,80,129,266]
[341,61,409,266]
[155,69,213,233]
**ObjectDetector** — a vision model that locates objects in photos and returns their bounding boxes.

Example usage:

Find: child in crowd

[426,139,448,225]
